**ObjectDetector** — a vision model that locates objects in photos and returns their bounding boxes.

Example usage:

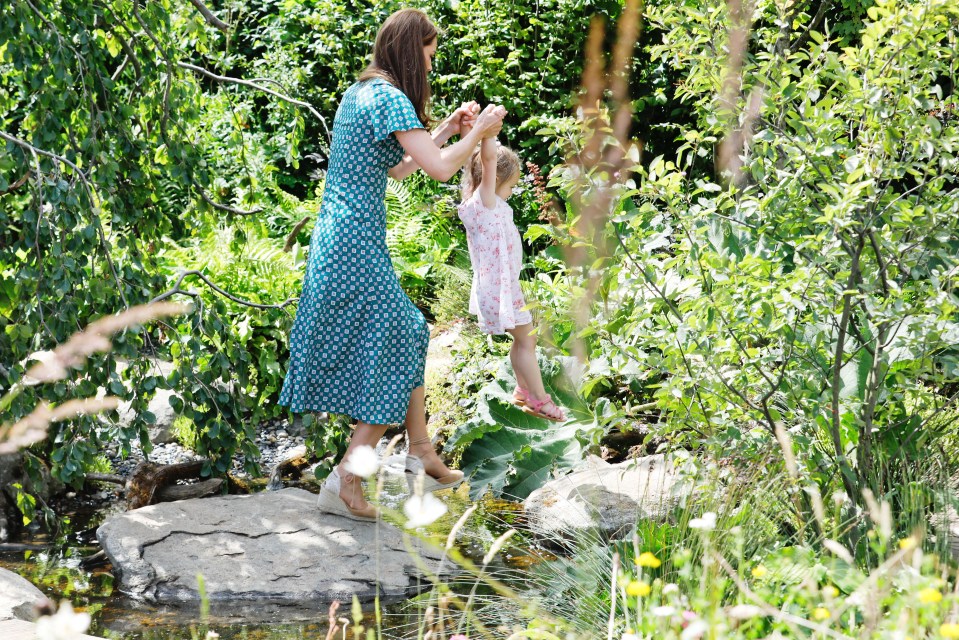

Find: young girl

[457,137,566,422]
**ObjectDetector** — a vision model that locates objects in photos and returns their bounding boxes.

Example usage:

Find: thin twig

[0,171,30,195]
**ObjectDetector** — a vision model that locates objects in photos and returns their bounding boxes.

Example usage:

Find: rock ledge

[97,487,448,605]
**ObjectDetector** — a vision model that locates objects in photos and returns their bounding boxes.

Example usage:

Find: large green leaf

[447,356,597,500]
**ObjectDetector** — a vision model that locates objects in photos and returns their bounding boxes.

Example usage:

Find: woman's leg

[336,421,388,509]
[404,385,456,478]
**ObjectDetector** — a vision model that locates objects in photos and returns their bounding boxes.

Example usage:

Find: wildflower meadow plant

[35,601,92,640]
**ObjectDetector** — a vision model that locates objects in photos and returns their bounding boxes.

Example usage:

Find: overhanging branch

[188,0,231,32]
[177,61,330,141]
[197,187,263,215]
[151,269,297,314]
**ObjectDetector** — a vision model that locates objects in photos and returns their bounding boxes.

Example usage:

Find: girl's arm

[478,137,498,209]
[389,102,479,181]
[393,104,505,183]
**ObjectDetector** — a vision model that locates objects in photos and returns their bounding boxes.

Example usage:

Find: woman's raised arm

[393,104,505,182]
[389,102,478,181]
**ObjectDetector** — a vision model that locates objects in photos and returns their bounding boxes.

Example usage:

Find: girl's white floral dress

[457,192,532,334]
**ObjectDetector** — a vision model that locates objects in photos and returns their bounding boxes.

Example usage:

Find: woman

[280,8,506,520]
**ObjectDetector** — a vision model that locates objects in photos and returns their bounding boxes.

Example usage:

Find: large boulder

[0,567,46,621]
[523,454,692,539]
[113,359,179,444]
[97,487,450,605]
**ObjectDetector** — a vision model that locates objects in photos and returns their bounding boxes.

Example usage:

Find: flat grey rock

[0,567,45,621]
[97,488,448,605]
[524,454,691,539]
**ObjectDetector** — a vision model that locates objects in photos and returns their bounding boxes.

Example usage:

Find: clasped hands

[440,101,506,139]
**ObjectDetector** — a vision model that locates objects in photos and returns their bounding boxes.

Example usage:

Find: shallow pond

[1,461,556,639]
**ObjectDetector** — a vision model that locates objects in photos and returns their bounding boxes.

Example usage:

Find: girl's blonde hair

[462,144,521,199]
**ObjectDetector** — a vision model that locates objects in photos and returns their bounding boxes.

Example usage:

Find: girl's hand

[474,104,506,139]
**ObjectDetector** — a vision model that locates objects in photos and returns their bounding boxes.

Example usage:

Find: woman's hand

[441,101,480,138]
[473,104,507,139]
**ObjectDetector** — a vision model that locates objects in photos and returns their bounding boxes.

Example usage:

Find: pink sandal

[513,387,566,422]
[513,386,530,407]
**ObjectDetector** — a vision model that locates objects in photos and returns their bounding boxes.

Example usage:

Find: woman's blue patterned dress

[279,78,429,425]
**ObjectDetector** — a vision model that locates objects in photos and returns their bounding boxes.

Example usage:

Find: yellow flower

[920,588,944,604]
[822,585,839,599]
[899,536,918,551]
[940,623,959,638]
[626,581,651,597]
[636,552,662,569]
[751,565,768,579]
[812,607,830,621]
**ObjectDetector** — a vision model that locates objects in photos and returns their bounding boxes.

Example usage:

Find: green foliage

[384,177,458,309]
[0,0,320,483]
[303,412,351,481]
[171,416,199,451]
[528,0,959,545]
[226,0,623,176]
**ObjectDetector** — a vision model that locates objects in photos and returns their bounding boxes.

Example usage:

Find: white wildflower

[662,583,680,595]
[652,605,676,617]
[404,492,447,528]
[688,512,717,531]
[343,445,379,478]
[728,604,763,620]
[680,620,709,640]
[621,633,640,640]
[35,601,91,640]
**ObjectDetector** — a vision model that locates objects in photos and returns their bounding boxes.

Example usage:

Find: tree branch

[188,0,231,32]
[177,61,330,141]
[284,216,311,252]
[789,0,831,53]
[830,237,865,501]
[197,187,263,215]
[151,270,296,313]
[0,171,30,195]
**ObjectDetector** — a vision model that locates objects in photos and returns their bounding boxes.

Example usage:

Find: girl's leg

[507,323,547,399]
[404,385,456,478]
[509,328,531,392]
[336,421,388,509]
[507,325,565,421]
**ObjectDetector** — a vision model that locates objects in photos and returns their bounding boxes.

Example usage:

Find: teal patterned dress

[280,78,429,425]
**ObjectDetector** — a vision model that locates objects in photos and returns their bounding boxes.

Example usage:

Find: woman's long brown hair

[358,9,437,126]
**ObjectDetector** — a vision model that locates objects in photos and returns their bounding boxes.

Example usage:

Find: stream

[1,466,556,639]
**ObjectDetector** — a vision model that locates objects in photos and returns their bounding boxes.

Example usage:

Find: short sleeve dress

[457,192,533,335]
[279,78,429,425]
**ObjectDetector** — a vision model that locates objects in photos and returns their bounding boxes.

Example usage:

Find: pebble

[108,417,308,481]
